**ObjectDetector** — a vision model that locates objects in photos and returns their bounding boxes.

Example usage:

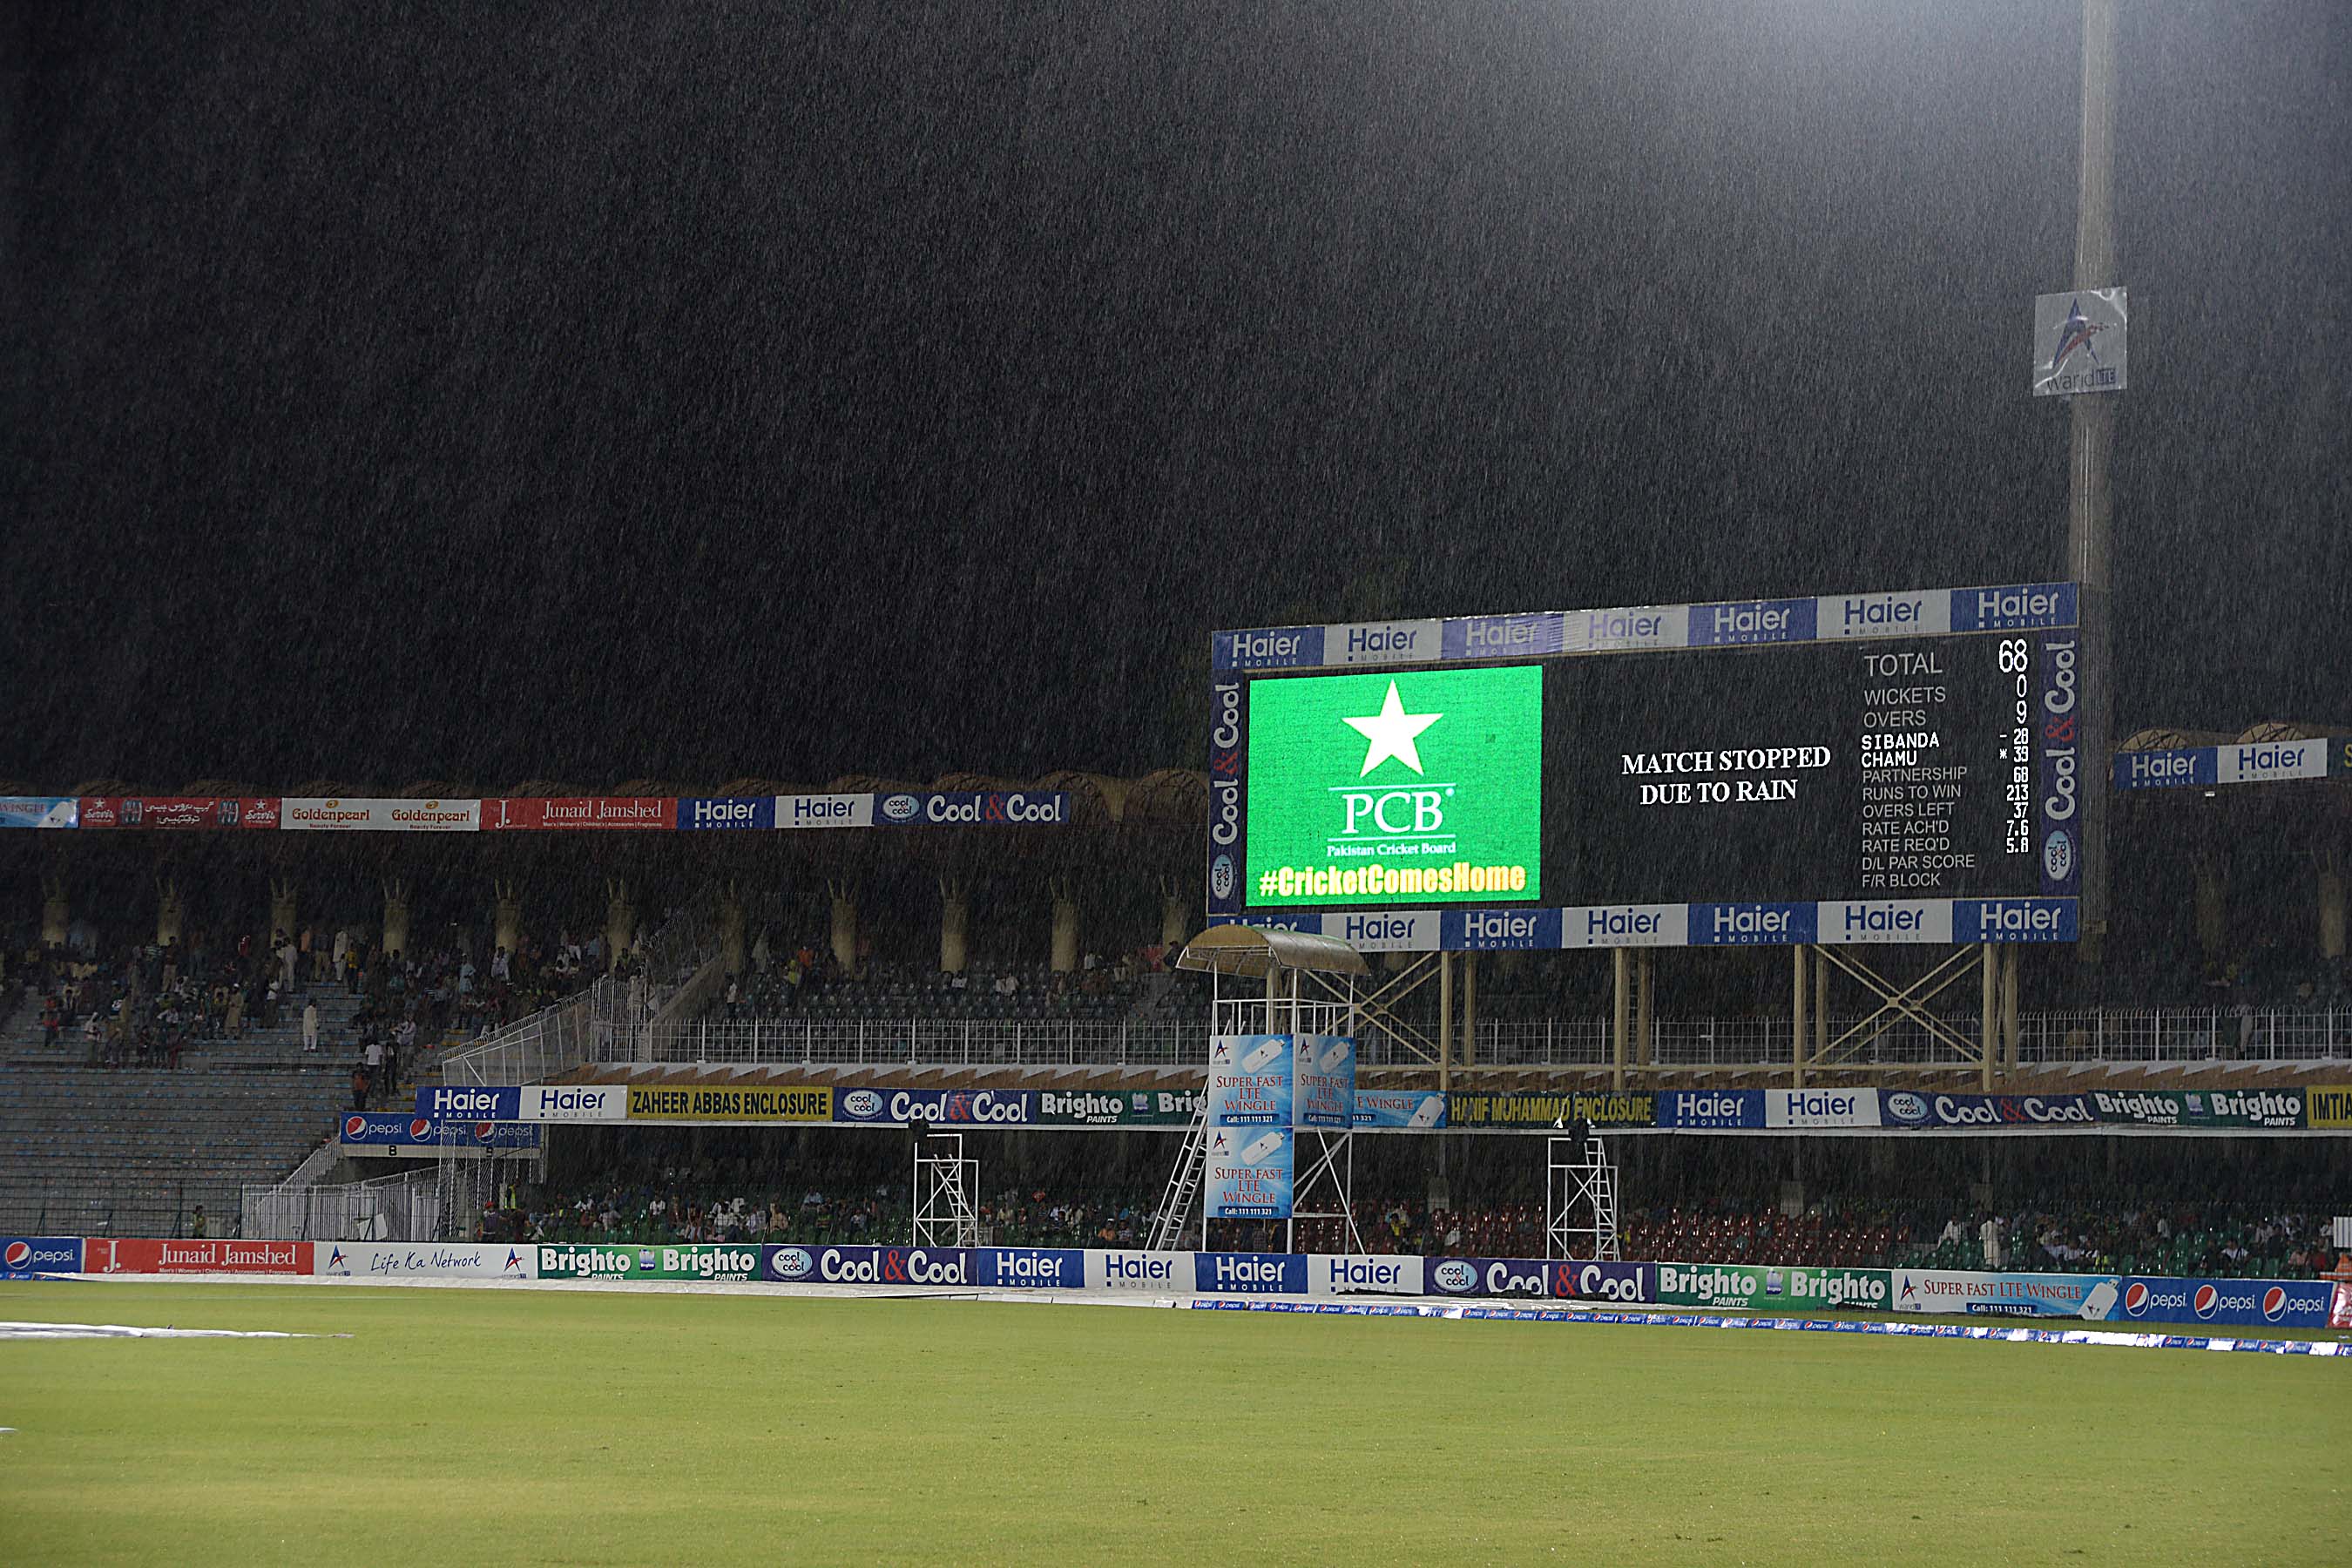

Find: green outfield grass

[2,1281,2346,1565]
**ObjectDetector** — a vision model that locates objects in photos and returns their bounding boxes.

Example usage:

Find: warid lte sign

[1207,582,2082,950]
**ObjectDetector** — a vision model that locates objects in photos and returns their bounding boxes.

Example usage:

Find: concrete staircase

[0,983,372,1237]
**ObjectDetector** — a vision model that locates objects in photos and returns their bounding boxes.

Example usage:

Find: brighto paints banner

[1242,666,1542,906]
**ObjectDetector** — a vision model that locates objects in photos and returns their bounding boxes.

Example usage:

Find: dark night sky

[4,1,2346,791]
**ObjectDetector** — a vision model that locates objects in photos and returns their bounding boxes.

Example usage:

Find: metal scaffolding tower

[1546,1132,1619,1261]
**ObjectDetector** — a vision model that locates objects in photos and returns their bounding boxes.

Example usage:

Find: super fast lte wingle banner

[1205,1035,1295,1219]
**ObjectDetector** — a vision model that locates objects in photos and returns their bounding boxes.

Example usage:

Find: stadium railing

[438,907,722,1084]
[2012,1005,2352,1064]
[240,1164,447,1243]
[449,997,2349,1077]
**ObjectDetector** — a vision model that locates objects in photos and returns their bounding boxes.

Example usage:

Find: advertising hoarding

[481,797,675,830]
[1034,1089,1201,1127]
[1351,1091,1447,1130]
[1203,1127,1294,1220]
[82,1239,312,1274]
[1652,1261,1892,1311]
[316,1242,537,1280]
[1193,1252,1308,1294]
[2081,1089,2305,1131]
[337,1112,543,1157]
[755,1245,971,1287]
[1205,1035,1294,1126]
[625,1085,832,1123]
[2031,287,2127,395]
[282,797,479,832]
[536,1244,765,1281]
[0,796,78,828]
[75,796,280,830]
[1889,1269,2116,1319]
[832,1087,1037,1126]
[1292,1036,1355,1131]
[2,1237,83,1276]
[1445,1091,1656,1131]
[1424,1255,1551,1296]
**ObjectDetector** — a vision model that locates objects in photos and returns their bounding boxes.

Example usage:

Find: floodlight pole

[2068,0,2117,956]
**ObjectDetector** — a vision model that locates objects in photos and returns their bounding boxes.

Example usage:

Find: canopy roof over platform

[1175,923,1369,979]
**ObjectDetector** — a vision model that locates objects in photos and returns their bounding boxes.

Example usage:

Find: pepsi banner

[3,1237,82,1276]
[2109,1277,2336,1330]
[337,1112,543,1157]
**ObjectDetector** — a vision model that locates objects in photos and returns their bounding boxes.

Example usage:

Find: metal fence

[438,907,722,1085]
[449,1000,2352,1077]
[2014,1006,2352,1064]
[440,977,620,1085]
[240,1166,445,1243]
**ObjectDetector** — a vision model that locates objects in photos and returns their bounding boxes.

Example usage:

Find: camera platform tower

[1546,1132,1619,1261]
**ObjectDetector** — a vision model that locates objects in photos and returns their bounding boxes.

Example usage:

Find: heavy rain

[3,3,2348,1562]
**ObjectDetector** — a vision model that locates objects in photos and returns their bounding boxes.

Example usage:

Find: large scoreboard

[1206,584,2082,950]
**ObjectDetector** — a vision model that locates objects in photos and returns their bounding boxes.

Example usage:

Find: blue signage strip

[3,1237,83,1276]
[1213,581,2080,672]
[414,1086,522,1119]
[1208,899,2078,951]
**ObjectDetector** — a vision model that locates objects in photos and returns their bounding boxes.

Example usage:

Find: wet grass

[1,1281,2345,1565]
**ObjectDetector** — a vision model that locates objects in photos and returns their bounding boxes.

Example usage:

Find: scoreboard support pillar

[1813,950,1829,1066]
[1637,951,1654,1067]
[1980,947,1999,1092]
[1462,953,1477,1067]
[1792,945,1809,1089]
[1808,946,1992,1081]
[1611,949,1631,1092]
[2002,946,2022,1070]
[1437,953,1454,1092]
